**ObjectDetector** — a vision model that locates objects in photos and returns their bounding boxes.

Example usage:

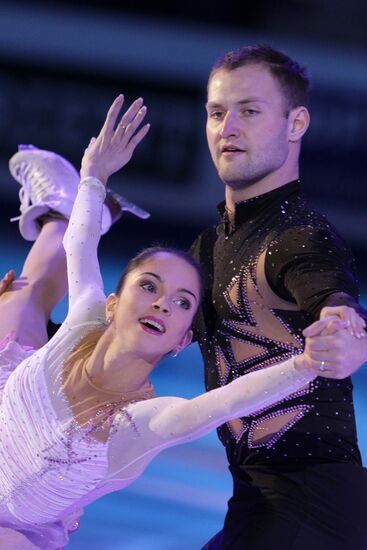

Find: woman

[0,95,361,549]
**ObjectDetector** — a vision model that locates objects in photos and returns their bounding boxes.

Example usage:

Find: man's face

[206,63,292,190]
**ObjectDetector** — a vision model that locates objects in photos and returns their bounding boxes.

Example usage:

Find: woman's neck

[85,328,155,394]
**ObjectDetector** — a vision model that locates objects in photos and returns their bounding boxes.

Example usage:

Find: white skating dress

[0,178,314,549]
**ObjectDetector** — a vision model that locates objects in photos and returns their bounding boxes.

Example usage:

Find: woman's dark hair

[115,246,204,303]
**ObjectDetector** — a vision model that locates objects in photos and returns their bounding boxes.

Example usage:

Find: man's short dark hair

[209,44,311,115]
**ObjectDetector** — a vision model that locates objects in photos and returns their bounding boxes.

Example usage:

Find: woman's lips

[139,316,166,335]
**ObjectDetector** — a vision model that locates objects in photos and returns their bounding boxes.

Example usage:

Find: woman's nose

[152,300,171,315]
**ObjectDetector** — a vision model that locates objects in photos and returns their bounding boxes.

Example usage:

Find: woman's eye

[174,298,191,310]
[140,280,156,293]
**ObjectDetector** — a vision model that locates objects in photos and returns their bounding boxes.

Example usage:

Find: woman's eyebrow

[141,272,197,301]
[141,271,162,281]
[178,288,197,301]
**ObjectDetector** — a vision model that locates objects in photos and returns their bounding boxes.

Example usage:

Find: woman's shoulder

[63,290,107,330]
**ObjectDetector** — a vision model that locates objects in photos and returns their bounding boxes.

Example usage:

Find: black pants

[202,462,367,550]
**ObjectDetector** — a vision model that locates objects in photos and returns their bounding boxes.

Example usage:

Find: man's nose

[220,112,240,139]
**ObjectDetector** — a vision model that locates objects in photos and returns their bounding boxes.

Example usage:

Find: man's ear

[288,106,310,142]
[105,293,118,322]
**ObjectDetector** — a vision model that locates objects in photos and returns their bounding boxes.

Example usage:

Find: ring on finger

[319,360,326,372]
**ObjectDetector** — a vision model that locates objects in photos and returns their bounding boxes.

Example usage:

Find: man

[191,44,367,550]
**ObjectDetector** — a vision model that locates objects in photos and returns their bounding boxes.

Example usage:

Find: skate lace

[10,161,57,222]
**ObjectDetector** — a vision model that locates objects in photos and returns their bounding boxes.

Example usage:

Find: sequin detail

[191,179,361,464]
[227,418,249,443]
[248,405,312,449]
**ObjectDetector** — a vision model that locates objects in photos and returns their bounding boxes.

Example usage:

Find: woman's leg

[1,144,82,349]
[1,142,146,349]
[0,217,68,348]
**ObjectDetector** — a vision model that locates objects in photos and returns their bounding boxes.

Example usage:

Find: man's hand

[300,317,367,379]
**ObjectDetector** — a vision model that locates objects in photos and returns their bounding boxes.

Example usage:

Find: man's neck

[225,170,299,212]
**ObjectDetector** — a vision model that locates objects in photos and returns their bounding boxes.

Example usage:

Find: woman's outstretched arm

[149,355,313,444]
[148,318,354,444]
[63,95,150,314]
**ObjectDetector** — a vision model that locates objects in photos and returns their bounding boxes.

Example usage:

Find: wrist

[78,176,107,199]
[293,354,314,382]
[80,164,108,186]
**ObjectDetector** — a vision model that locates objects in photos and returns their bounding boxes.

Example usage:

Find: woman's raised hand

[80,95,150,185]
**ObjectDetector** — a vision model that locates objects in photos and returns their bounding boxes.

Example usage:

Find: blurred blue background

[0,1,366,548]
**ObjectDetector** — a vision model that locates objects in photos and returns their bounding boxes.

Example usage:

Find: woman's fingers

[348,310,365,338]
[320,305,366,339]
[113,98,145,142]
[126,122,151,153]
[81,94,150,183]
[97,94,125,142]
[303,317,347,338]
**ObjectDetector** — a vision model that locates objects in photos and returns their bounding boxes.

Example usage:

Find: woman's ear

[105,293,118,323]
[288,106,310,142]
[176,329,193,354]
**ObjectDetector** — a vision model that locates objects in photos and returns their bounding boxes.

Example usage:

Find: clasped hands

[298,305,367,379]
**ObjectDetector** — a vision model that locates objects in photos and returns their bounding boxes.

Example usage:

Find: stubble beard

[219,160,275,191]
[218,148,288,191]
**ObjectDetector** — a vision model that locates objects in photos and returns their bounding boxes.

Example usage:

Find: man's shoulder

[280,193,348,244]
[189,224,218,259]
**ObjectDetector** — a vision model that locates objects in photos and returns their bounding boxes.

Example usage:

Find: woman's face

[106,252,201,361]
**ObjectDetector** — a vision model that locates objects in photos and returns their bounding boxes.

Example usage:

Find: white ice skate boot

[9,145,150,241]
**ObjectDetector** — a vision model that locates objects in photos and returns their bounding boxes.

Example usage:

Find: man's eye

[209,111,224,119]
[174,298,191,310]
[244,109,259,116]
[140,281,156,293]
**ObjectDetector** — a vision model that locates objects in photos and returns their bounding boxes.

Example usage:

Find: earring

[106,317,112,325]
[171,348,180,358]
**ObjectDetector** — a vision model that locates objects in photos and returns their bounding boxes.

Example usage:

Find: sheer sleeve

[62,177,107,316]
[148,357,314,444]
